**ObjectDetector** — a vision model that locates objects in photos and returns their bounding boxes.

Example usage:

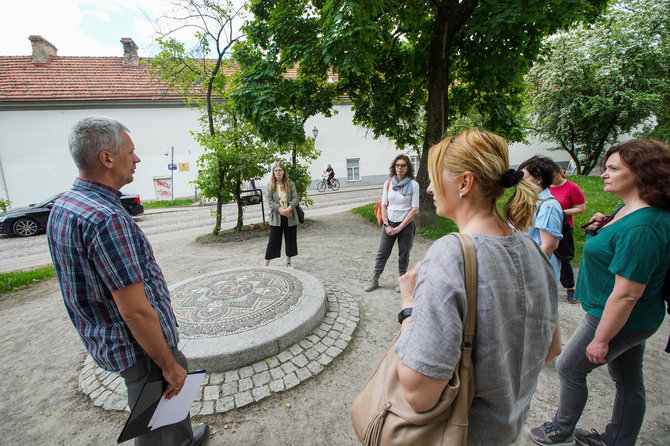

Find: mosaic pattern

[172,269,304,339]
[79,284,360,415]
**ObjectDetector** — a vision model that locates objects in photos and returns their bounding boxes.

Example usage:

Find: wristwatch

[397,307,413,324]
[383,223,388,227]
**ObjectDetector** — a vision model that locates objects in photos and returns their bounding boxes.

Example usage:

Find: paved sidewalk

[2,207,669,446]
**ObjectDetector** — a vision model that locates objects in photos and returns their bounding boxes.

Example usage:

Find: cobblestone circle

[77,284,359,416]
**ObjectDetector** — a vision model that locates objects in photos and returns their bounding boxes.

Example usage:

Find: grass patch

[351,203,459,238]
[568,175,622,265]
[0,265,56,294]
[352,175,621,266]
[143,199,196,209]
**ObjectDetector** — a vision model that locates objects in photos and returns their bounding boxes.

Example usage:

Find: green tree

[149,0,272,234]
[236,0,607,226]
[192,100,277,233]
[231,7,333,202]
[529,0,670,174]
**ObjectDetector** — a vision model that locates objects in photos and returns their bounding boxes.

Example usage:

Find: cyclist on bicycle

[322,164,335,187]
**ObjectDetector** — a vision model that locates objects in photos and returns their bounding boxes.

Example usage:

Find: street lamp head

[311,126,319,141]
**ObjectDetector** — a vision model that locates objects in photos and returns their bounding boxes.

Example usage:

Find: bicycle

[317,177,340,192]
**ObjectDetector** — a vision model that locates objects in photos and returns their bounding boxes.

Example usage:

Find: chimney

[29,35,57,64]
[121,38,139,66]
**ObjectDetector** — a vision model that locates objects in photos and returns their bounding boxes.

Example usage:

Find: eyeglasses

[395,163,408,168]
[581,215,614,236]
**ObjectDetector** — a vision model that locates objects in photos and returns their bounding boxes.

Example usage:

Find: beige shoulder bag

[350,233,477,446]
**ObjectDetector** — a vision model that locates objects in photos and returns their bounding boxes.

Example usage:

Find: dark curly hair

[603,139,670,210]
[517,155,556,189]
[389,154,414,179]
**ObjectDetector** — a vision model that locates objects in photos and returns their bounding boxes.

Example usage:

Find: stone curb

[78,283,359,416]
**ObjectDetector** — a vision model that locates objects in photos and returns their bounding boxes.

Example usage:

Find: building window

[347,158,360,181]
[410,155,419,175]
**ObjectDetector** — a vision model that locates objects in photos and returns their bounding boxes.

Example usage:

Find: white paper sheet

[148,371,206,430]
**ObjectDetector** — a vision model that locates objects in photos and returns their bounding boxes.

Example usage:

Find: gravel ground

[1,210,669,445]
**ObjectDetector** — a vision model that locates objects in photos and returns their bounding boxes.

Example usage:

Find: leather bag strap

[453,233,477,354]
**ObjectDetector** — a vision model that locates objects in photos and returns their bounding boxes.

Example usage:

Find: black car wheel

[12,218,40,237]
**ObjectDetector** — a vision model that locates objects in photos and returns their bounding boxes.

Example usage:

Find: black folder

[117,370,206,443]
[117,379,166,443]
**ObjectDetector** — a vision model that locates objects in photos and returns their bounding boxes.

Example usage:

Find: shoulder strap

[453,233,477,349]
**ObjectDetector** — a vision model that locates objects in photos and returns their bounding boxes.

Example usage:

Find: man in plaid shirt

[47,116,209,446]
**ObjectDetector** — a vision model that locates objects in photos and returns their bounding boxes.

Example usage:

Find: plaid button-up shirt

[47,178,179,372]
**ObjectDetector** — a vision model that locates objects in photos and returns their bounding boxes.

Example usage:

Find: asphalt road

[0,185,381,273]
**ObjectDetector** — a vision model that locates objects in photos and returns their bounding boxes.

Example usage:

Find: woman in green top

[530,139,670,446]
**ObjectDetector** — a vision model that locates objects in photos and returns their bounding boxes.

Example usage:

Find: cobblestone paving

[78,284,359,415]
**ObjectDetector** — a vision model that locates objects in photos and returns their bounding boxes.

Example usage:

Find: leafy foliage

[149,0,284,234]
[238,0,608,227]
[0,199,10,213]
[529,0,670,174]
[191,101,278,232]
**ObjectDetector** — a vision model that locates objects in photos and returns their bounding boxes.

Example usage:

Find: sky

[1,0,246,58]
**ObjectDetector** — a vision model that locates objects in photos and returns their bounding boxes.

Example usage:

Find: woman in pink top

[550,163,586,303]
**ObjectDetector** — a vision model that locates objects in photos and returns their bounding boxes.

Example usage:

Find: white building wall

[0,107,203,207]
[305,106,401,186]
[0,102,574,208]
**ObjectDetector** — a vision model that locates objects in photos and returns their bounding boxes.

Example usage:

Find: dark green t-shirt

[576,207,670,331]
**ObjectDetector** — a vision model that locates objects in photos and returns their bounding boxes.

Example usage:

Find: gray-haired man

[47,116,209,445]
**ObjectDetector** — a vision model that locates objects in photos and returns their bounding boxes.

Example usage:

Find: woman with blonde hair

[395,128,559,445]
[264,162,299,267]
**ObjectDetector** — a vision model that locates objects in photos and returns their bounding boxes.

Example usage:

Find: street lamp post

[292,126,319,166]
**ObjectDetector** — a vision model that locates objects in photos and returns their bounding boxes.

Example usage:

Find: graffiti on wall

[153,177,173,200]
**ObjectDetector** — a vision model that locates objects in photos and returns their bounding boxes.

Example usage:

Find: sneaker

[575,428,606,446]
[529,421,575,445]
[364,274,380,292]
[286,262,294,269]
[567,289,578,304]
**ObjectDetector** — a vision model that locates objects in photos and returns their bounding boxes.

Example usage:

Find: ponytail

[504,178,538,232]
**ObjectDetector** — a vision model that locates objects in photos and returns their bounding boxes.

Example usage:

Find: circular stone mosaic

[172,268,305,339]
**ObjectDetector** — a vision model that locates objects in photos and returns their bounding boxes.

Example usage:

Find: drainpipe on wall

[0,157,9,204]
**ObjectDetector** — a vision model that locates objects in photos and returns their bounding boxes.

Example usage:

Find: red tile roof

[0,55,337,103]
[0,56,233,102]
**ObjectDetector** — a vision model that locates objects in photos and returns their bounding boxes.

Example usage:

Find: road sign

[168,163,177,170]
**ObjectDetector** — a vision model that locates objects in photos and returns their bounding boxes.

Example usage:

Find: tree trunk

[416,6,452,228]
[235,179,243,232]
[212,160,226,235]
[213,196,223,235]
[415,0,478,228]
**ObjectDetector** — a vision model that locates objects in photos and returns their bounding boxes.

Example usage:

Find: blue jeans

[553,313,658,446]
[373,220,415,276]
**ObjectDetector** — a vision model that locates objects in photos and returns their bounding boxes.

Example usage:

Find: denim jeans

[373,220,415,276]
[554,313,658,446]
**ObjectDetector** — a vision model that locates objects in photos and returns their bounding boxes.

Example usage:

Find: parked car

[0,193,144,237]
